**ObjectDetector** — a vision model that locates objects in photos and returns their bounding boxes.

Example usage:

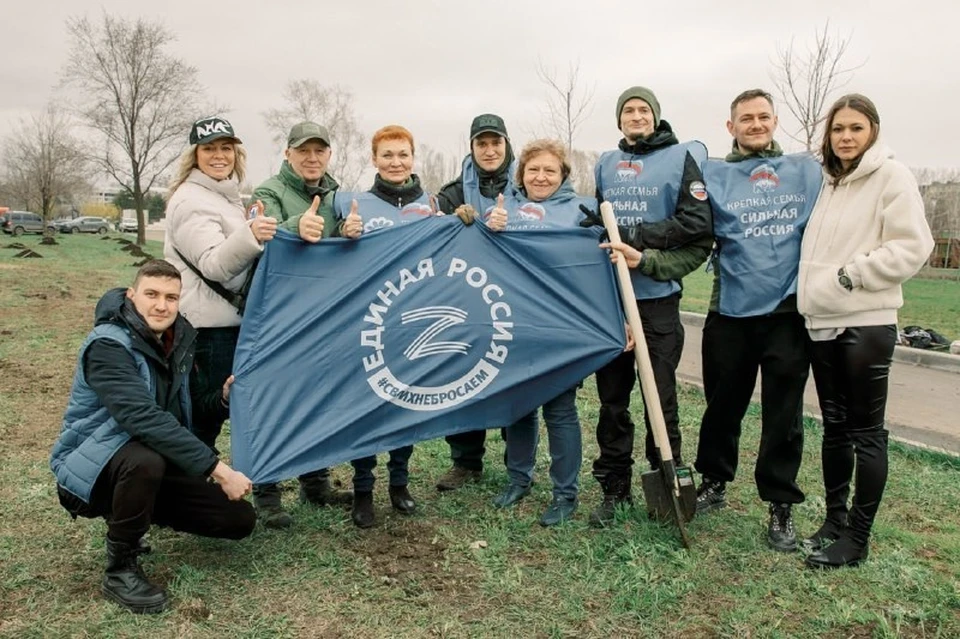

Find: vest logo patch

[365,217,395,232]
[615,160,643,182]
[749,164,780,193]
[360,258,513,411]
[401,203,434,217]
[517,203,546,221]
[689,181,708,201]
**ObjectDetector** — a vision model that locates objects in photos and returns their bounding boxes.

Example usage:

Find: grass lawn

[1,234,958,637]
[680,267,960,340]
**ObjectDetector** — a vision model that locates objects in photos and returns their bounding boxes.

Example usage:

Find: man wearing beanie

[250,122,354,527]
[434,113,516,491]
[588,86,714,527]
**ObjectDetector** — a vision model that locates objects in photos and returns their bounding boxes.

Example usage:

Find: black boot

[803,431,853,551]
[695,476,727,515]
[352,491,376,528]
[589,474,632,528]
[299,470,353,507]
[253,483,293,529]
[805,504,871,568]
[102,536,169,614]
[389,485,417,514]
[767,503,798,552]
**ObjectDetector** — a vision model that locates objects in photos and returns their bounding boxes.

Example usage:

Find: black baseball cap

[470,113,508,140]
[189,117,241,145]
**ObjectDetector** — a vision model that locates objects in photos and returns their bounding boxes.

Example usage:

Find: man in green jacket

[249,121,352,528]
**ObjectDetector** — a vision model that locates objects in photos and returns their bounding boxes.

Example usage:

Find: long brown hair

[820,93,880,186]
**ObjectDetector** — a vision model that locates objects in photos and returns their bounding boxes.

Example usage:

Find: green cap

[615,86,661,129]
[470,113,508,140]
[288,121,331,148]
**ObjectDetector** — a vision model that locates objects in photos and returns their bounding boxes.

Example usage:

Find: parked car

[1,211,45,236]
[59,216,111,235]
[117,216,138,232]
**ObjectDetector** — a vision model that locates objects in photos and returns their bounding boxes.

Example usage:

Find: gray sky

[2,0,957,187]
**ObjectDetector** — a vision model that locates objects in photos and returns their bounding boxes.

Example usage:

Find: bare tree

[417,144,459,195]
[536,59,595,151]
[61,13,201,244]
[568,149,600,197]
[1,104,90,219]
[263,80,368,190]
[772,21,864,152]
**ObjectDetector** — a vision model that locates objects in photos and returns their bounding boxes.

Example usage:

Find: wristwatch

[837,267,853,291]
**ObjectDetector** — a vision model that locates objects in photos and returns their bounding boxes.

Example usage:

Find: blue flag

[230,218,625,484]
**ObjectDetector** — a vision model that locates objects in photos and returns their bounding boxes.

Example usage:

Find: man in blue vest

[589,86,714,527]
[433,113,516,491]
[692,89,821,551]
[50,260,255,614]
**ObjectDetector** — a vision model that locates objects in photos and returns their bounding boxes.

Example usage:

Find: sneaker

[435,466,482,492]
[695,477,727,515]
[767,503,798,552]
[540,497,578,527]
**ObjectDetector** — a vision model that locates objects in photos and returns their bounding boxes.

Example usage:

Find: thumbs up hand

[249,200,277,243]
[341,199,363,239]
[298,195,325,243]
[486,193,507,232]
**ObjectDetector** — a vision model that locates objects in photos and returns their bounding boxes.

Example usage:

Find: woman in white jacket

[797,95,934,568]
[164,117,276,451]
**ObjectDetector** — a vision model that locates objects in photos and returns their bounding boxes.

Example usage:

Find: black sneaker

[695,477,726,515]
[767,503,798,552]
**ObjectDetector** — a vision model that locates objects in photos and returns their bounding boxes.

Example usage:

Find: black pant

[694,311,808,503]
[809,325,896,537]
[351,445,413,492]
[593,293,684,480]
[58,441,255,543]
[445,427,508,471]
[191,326,240,449]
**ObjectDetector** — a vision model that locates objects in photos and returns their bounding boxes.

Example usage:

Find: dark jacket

[51,288,218,503]
[253,161,340,237]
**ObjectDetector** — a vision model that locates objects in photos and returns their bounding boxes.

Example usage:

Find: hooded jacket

[437,142,516,214]
[797,141,934,329]
[252,161,340,237]
[164,169,263,328]
[50,289,218,503]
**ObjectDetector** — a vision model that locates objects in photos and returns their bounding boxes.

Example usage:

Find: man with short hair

[250,122,353,527]
[692,89,821,551]
[51,260,255,614]
[588,86,714,527]
[433,113,516,491]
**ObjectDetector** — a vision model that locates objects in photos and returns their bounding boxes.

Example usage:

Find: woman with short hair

[797,94,934,568]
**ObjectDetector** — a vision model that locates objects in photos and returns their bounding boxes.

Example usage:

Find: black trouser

[191,326,240,449]
[592,293,684,482]
[351,445,413,492]
[58,441,255,543]
[445,427,508,471]
[809,325,896,539]
[694,311,808,504]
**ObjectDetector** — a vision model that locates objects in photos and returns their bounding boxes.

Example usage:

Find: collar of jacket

[618,120,679,155]
[833,140,894,186]
[725,139,784,162]
[93,288,195,370]
[279,160,340,198]
[186,169,242,206]
[370,173,425,207]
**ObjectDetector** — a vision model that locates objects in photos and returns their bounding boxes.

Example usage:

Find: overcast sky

[3,0,958,188]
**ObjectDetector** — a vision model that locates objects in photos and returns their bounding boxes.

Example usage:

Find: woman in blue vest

[486,138,595,526]
[334,125,473,528]
[798,94,933,568]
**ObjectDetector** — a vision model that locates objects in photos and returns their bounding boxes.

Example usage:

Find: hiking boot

[492,483,531,508]
[767,503,798,552]
[102,536,169,614]
[589,473,632,528]
[253,483,293,529]
[389,485,417,515]
[435,466,482,491]
[540,497,578,527]
[352,491,376,528]
[695,477,727,515]
[299,472,353,507]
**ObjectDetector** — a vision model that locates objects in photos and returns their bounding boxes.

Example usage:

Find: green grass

[680,267,960,340]
[1,234,959,637]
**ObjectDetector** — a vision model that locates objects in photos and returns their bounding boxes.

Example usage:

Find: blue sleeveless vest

[461,155,517,215]
[704,153,822,317]
[595,141,706,300]
[50,324,188,502]
[500,180,593,230]
[335,190,433,234]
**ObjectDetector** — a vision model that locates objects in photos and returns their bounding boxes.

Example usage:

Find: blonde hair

[515,139,571,186]
[167,142,247,195]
